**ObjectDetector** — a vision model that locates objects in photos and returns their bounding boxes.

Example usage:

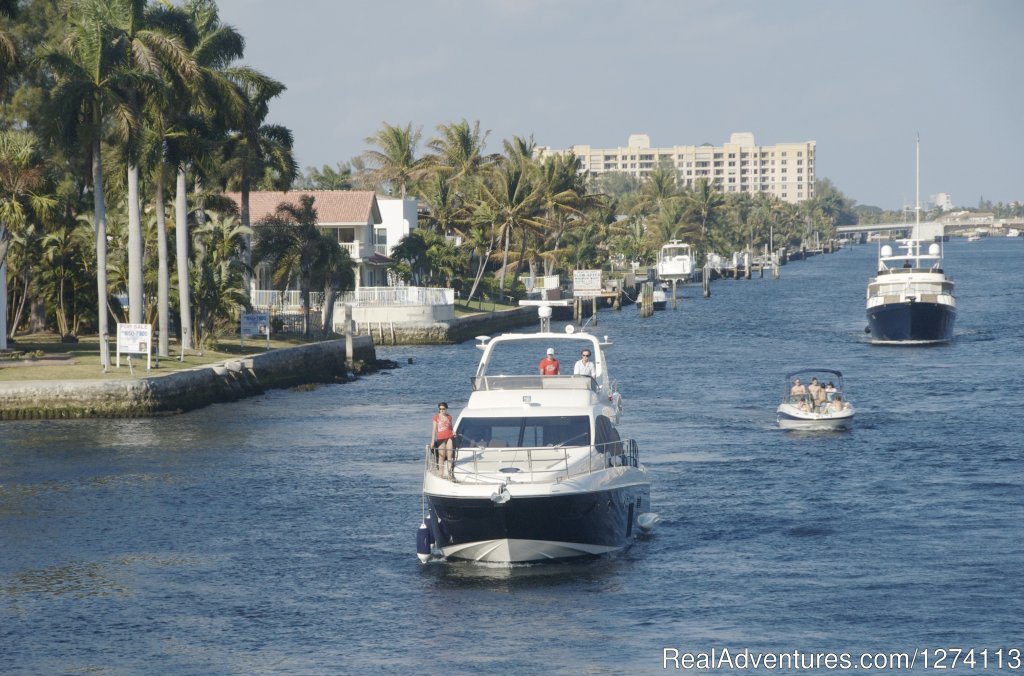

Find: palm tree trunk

[322,282,336,336]
[498,223,510,301]
[155,173,170,357]
[10,268,29,339]
[240,176,252,301]
[466,230,495,304]
[94,132,110,369]
[175,167,193,354]
[56,276,68,337]
[512,230,529,289]
[300,272,311,337]
[127,164,144,324]
[0,258,7,350]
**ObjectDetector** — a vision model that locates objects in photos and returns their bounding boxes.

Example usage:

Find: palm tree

[454,218,496,304]
[44,0,133,368]
[219,75,297,290]
[684,178,725,265]
[0,130,55,349]
[0,0,18,93]
[102,0,198,326]
[252,195,342,337]
[475,160,543,300]
[634,163,679,218]
[314,239,355,337]
[166,0,253,355]
[388,231,430,285]
[426,119,497,192]
[189,209,250,350]
[418,170,466,235]
[298,163,354,190]
[534,151,600,276]
[40,218,92,339]
[362,122,425,198]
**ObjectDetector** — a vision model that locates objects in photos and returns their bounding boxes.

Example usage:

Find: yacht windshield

[480,337,597,377]
[457,416,591,448]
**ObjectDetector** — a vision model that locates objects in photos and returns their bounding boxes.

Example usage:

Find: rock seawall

[0,336,375,420]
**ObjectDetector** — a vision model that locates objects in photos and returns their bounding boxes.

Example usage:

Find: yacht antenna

[914,133,921,240]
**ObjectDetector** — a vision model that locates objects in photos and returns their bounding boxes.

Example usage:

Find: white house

[226,190,389,290]
[375,197,418,258]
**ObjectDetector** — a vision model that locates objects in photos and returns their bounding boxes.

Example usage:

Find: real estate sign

[116,322,151,369]
[241,312,270,337]
[241,312,270,348]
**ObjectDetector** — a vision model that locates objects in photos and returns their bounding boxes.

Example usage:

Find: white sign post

[572,269,603,297]
[241,312,271,349]
[116,323,152,370]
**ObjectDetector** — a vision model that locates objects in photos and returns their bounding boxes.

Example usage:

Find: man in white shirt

[573,349,596,377]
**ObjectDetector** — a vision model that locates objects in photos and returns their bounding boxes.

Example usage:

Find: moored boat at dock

[656,241,696,283]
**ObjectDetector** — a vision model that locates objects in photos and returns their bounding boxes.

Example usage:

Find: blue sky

[215,0,1022,210]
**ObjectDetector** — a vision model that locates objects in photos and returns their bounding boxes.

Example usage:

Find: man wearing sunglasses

[573,349,595,378]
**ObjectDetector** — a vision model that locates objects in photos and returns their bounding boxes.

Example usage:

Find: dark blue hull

[426,484,649,562]
[866,301,956,343]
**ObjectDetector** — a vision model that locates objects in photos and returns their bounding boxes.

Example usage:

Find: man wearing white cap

[538,346,560,375]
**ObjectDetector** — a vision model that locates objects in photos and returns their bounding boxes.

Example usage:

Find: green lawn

[454,299,520,316]
[0,333,330,382]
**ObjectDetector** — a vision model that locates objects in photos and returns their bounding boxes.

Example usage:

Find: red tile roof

[224,190,381,225]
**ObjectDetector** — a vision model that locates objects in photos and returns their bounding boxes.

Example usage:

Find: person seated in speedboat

[790,378,807,401]
[808,378,827,408]
[826,395,847,414]
[825,382,837,401]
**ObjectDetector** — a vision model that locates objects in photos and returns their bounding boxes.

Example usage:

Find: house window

[337,228,355,244]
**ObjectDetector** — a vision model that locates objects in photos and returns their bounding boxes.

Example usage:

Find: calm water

[2,238,1022,674]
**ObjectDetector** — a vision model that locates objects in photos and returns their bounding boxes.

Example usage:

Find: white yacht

[865,138,956,344]
[656,241,695,283]
[865,238,956,343]
[776,368,855,431]
[417,313,656,564]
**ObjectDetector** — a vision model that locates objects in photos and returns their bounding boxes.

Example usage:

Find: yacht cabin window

[456,416,591,449]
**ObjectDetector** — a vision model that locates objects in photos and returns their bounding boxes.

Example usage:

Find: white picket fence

[338,287,454,307]
[251,287,453,311]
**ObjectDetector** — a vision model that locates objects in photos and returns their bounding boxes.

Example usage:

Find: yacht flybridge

[417,313,656,564]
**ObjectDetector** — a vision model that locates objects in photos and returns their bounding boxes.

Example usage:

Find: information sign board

[241,312,270,337]
[572,269,602,297]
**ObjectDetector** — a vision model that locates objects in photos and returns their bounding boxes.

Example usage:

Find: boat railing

[423,438,638,484]
[471,374,598,392]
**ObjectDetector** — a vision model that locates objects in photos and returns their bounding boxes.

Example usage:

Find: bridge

[836,221,944,239]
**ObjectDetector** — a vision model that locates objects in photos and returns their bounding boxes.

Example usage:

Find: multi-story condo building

[538,132,816,204]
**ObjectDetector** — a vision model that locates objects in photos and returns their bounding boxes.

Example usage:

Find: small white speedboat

[777,368,855,431]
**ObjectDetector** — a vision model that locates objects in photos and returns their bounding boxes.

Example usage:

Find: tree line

[308,122,861,303]
[1,0,307,363]
[2,0,864,362]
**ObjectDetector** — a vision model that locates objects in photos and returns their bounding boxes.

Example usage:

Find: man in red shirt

[538,347,560,375]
